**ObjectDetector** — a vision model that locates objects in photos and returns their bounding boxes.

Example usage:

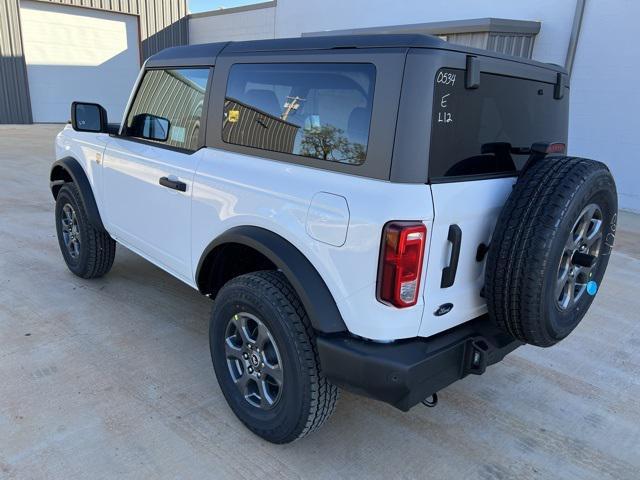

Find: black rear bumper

[316,315,521,411]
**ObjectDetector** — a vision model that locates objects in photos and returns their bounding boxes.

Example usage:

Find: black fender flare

[50,156,106,232]
[196,226,348,334]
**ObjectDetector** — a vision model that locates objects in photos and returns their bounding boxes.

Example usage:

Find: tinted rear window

[222,63,376,165]
[429,68,568,180]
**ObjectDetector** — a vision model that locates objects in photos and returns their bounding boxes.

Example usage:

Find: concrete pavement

[1,125,638,479]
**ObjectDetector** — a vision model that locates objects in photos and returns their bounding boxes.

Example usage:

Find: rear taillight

[530,141,566,155]
[377,222,427,308]
[545,142,566,154]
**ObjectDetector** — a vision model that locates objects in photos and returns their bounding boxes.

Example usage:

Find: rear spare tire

[486,157,617,347]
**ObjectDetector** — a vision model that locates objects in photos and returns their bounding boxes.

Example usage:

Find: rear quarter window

[429,68,569,180]
[222,63,376,165]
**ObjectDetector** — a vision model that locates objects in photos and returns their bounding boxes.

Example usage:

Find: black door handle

[441,224,462,288]
[159,176,187,192]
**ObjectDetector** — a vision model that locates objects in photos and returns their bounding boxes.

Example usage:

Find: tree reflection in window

[222,63,375,166]
[300,125,366,164]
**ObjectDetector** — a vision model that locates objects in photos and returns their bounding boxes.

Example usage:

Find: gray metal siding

[126,69,206,151]
[304,18,540,60]
[486,33,535,59]
[445,32,535,58]
[0,0,32,123]
[444,32,490,50]
[0,0,188,124]
[222,98,299,154]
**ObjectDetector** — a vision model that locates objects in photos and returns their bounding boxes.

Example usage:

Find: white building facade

[190,0,639,212]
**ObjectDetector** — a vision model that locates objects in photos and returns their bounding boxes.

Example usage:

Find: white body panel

[191,148,434,340]
[419,178,515,337]
[56,127,440,341]
[20,1,140,123]
[306,192,350,247]
[55,125,109,208]
[57,123,519,341]
[101,139,200,283]
[56,118,523,342]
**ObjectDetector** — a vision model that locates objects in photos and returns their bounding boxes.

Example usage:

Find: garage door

[20,1,140,123]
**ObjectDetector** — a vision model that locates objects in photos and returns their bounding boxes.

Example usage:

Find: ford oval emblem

[434,303,453,316]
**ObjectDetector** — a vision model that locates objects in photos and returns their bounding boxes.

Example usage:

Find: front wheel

[209,271,339,443]
[55,183,115,279]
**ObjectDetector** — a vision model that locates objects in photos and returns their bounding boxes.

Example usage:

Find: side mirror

[130,113,170,142]
[71,102,108,133]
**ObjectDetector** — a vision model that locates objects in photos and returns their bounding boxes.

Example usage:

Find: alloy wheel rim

[224,312,284,410]
[556,203,603,310]
[61,203,81,259]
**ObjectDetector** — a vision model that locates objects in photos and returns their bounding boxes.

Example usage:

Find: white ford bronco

[51,34,617,443]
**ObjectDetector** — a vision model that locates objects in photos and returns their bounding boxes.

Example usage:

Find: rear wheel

[209,271,339,443]
[486,157,617,347]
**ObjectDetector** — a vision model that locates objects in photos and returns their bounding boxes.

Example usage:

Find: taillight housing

[377,222,427,308]
[530,141,566,155]
[545,142,566,154]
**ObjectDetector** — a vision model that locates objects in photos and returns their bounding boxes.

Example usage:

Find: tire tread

[56,183,115,279]
[212,270,339,443]
[486,156,615,346]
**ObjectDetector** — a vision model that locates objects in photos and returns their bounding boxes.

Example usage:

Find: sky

[189,0,260,14]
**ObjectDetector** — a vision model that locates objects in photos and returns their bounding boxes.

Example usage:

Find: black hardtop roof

[145,33,566,73]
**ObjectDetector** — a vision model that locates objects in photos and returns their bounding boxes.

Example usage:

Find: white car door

[102,67,211,283]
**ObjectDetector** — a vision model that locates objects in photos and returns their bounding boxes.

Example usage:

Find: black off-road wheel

[55,183,116,279]
[209,271,339,444]
[486,157,617,347]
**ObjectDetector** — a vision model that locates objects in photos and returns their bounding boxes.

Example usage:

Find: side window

[125,68,211,152]
[222,63,376,165]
